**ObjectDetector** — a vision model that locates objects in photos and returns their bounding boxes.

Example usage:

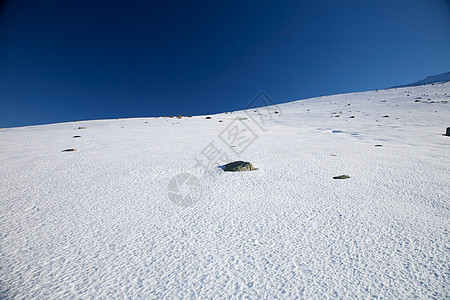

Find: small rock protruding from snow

[446,127,450,136]
[333,175,350,179]
[223,161,256,172]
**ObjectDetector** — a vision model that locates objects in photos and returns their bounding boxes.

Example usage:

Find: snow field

[0,83,449,298]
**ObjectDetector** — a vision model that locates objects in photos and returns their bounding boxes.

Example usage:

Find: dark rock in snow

[333,175,350,179]
[62,149,76,152]
[223,161,255,172]
[446,127,450,136]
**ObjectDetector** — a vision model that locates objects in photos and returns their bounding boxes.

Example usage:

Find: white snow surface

[1,83,449,298]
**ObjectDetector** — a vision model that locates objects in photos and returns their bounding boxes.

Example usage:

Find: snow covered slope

[1,83,449,298]
[393,71,450,88]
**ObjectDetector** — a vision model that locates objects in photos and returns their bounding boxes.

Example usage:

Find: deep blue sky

[1,0,449,128]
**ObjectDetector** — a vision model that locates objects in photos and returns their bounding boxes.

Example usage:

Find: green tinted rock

[223,161,255,172]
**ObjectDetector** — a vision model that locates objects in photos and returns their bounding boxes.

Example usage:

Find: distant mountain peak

[393,71,450,88]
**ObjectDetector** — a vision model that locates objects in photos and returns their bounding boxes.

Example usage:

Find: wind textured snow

[0,83,449,298]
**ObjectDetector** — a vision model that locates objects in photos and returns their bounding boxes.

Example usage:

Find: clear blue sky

[1,0,449,128]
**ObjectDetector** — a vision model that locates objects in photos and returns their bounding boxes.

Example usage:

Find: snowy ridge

[0,82,449,298]
[393,71,450,88]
